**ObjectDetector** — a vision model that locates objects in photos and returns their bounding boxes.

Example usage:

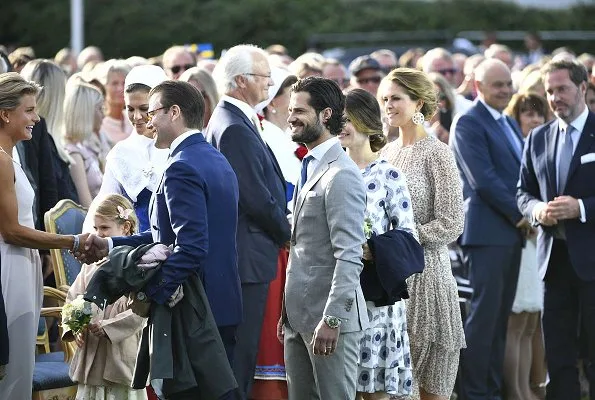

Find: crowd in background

[1,29,595,400]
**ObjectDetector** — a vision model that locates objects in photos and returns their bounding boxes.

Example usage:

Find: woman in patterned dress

[339,88,415,400]
[379,68,466,400]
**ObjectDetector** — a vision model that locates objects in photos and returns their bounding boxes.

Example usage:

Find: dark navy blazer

[517,111,595,281]
[112,133,242,327]
[451,100,525,246]
[204,101,291,284]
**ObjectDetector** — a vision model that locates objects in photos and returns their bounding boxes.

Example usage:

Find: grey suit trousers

[284,322,362,400]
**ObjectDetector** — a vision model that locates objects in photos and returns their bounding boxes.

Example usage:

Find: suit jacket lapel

[223,101,286,183]
[545,120,559,197]
[292,143,341,236]
[567,112,595,184]
[477,102,522,162]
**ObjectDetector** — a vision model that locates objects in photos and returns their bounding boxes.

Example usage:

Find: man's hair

[212,44,265,95]
[541,59,588,87]
[150,80,205,129]
[291,76,346,136]
[422,47,453,74]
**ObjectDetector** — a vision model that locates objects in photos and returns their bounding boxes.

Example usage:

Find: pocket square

[306,191,319,198]
[581,153,595,164]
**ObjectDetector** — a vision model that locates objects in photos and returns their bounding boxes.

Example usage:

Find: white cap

[255,67,292,114]
[124,65,168,90]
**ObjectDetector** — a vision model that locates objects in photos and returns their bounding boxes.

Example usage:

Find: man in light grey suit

[278,76,369,399]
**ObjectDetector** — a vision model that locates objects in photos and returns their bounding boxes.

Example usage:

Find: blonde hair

[0,72,41,128]
[94,194,138,235]
[20,59,70,162]
[62,81,103,143]
[95,59,130,87]
[382,68,438,120]
[179,67,219,114]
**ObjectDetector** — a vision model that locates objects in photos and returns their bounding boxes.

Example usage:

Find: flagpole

[71,0,84,57]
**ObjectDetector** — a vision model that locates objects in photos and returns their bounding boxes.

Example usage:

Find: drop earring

[412,111,424,125]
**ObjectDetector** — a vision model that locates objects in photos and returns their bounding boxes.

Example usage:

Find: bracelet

[71,235,79,252]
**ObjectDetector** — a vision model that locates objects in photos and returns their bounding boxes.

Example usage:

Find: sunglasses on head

[437,68,458,76]
[356,76,382,85]
[169,64,194,74]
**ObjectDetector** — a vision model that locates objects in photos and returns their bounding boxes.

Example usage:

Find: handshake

[71,233,110,264]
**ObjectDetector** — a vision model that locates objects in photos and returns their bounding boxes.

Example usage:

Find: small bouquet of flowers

[364,217,374,240]
[61,295,94,334]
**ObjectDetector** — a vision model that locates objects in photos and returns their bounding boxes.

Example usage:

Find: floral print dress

[356,158,416,396]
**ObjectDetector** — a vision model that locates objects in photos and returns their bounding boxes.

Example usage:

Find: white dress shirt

[303,137,340,184]
[221,95,260,132]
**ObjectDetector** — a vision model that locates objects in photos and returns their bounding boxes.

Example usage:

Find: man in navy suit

[451,59,533,400]
[81,80,242,399]
[518,59,595,400]
[204,44,291,400]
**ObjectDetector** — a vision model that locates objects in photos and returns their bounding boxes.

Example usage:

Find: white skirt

[511,238,543,314]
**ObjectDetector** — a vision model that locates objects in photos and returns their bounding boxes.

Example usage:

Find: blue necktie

[300,155,314,188]
[498,117,522,157]
[558,126,574,194]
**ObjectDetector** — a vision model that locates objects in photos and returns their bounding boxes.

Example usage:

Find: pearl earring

[271,108,277,114]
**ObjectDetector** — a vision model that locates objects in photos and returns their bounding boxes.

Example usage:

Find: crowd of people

[0,32,594,400]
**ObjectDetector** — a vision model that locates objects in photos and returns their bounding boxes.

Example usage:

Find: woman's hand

[74,328,87,348]
[362,243,373,261]
[88,323,107,338]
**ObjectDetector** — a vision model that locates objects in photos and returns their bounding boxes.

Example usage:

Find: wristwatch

[323,315,342,329]
[136,292,148,302]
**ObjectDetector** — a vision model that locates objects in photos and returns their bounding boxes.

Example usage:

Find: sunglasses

[437,68,459,76]
[356,76,382,85]
[169,64,194,75]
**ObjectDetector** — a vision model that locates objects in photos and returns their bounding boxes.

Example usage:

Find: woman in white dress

[82,65,169,233]
[0,73,86,399]
[340,88,415,400]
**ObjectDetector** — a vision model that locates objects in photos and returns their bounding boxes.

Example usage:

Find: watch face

[137,292,146,301]
[325,316,340,328]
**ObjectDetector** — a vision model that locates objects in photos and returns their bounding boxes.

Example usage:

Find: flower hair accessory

[117,206,133,221]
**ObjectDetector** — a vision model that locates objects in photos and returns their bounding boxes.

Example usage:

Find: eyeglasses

[356,76,382,85]
[169,64,194,75]
[437,68,459,76]
[146,106,169,122]
[245,72,272,79]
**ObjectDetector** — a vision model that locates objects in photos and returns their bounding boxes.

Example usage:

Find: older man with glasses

[205,44,292,400]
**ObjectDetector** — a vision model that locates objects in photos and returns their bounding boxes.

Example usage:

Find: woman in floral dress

[379,69,466,400]
[339,88,415,400]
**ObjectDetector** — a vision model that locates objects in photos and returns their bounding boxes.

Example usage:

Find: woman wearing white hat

[83,65,169,233]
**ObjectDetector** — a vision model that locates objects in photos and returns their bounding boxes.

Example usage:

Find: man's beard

[291,116,325,145]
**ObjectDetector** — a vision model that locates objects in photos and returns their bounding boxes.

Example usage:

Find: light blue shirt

[303,137,339,182]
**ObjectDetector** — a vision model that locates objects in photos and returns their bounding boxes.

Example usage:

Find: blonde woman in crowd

[0,72,85,399]
[96,60,132,146]
[380,68,465,400]
[63,82,104,207]
[179,67,219,128]
[20,59,80,202]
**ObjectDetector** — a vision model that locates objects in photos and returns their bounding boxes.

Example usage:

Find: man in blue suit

[204,44,291,400]
[451,59,532,400]
[81,80,242,399]
[518,59,595,400]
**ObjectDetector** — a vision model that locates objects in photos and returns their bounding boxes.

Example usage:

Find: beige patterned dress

[382,136,466,397]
